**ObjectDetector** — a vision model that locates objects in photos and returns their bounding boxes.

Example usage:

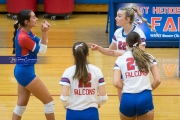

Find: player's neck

[21,27,31,33]
[123,24,134,35]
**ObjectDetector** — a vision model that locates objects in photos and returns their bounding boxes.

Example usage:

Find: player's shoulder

[117,51,132,60]
[133,26,146,38]
[88,64,103,75]
[134,26,143,32]
[18,30,31,40]
[114,27,123,34]
[64,65,76,72]
[116,54,124,61]
[18,30,28,37]
[88,64,101,71]
[146,52,155,59]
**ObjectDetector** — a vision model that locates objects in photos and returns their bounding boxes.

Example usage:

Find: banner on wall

[112,3,180,43]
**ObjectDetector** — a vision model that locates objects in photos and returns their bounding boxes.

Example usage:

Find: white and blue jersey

[112,25,146,52]
[114,51,157,93]
[59,64,105,110]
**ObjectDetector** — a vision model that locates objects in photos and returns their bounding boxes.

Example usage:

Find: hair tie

[74,43,83,49]
[133,42,138,47]
[15,21,19,24]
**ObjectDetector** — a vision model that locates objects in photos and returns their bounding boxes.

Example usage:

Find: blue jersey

[15,29,40,65]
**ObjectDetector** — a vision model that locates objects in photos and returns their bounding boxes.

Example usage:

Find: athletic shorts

[66,107,99,120]
[120,90,154,117]
[14,65,36,87]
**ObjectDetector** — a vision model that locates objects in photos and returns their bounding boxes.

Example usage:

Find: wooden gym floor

[0,13,179,120]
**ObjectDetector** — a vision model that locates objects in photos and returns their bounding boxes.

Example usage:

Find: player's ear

[24,20,30,26]
[125,17,130,23]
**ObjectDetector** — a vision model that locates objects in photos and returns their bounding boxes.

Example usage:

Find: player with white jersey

[59,42,108,120]
[112,25,146,51]
[88,5,156,57]
[113,32,161,120]
[60,64,105,110]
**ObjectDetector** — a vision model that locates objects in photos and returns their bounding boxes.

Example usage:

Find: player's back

[114,51,152,93]
[62,64,105,110]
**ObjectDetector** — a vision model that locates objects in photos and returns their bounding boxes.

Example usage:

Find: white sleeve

[147,53,157,67]
[59,69,71,87]
[38,44,47,55]
[98,69,105,86]
[39,39,48,45]
[112,28,121,44]
[114,57,122,70]
[136,27,146,45]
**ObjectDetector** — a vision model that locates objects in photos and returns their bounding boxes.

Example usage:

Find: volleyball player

[113,32,161,120]
[12,10,55,120]
[59,42,108,120]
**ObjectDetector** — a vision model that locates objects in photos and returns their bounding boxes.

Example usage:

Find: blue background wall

[109,0,180,47]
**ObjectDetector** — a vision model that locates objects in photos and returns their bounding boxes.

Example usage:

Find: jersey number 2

[78,73,92,88]
[126,57,135,70]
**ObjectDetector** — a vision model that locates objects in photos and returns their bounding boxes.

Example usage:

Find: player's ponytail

[131,5,157,33]
[12,10,32,54]
[126,32,152,73]
[12,21,19,54]
[72,42,89,84]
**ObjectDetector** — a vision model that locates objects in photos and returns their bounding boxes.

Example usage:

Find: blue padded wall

[0,0,6,4]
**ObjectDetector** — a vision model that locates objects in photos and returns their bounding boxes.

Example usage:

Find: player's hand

[63,106,67,110]
[44,20,51,27]
[98,104,101,108]
[110,50,121,57]
[87,43,99,51]
[41,20,50,33]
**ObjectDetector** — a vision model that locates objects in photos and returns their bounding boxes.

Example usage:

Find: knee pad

[14,105,26,116]
[44,101,54,114]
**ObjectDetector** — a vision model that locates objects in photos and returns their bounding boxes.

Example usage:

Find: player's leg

[136,90,154,120]
[120,93,136,120]
[12,84,31,120]
[26,76,55,120]
[120,112,136,120]
[137,110,154,120]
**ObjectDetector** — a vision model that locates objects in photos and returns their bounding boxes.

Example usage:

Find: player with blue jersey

[59,42,108,120]
[12,10,55,120]
[113,32,161,120]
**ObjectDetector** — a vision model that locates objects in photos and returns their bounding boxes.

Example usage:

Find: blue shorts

[14,65,36,87]
[66,107,99,120]
[120,90,154,117]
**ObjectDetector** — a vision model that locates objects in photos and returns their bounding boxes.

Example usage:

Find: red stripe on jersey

[18,30,36,56]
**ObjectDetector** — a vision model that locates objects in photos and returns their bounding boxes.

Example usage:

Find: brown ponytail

[131,5,157,33]
[12,21,19,54]
[72,42,89,84]
[126,32,152,73]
